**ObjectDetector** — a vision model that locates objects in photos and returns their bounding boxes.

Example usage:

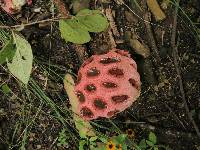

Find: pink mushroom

[74,49,141,120]
[0,0,32,14]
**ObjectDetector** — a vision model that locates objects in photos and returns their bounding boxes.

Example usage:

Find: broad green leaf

[114,134,127,143]
[148,132,157,144]
[154,146,159,150]
[111,134,127,150]
[89,136,98,142]
[146,140,154,147]
[122,143,128,150]
[79,140,87,150]
[76,9,108,32]
[139,139,147,150]
[0,38,16,65]
[59,19,91,44]
[76,9,100,16]
[7,33,33,85]
[1,84,11,94]
[99,136,108,143]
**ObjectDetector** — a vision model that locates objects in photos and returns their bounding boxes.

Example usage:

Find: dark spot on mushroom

[129,78,139,90]
[76,91,85,102]
[108,67,124,77]
[129,78,136,86]
[130,64,136,69]
[94,99,107,109]
[100,57,120,64]
[87,67,100,77]
[107,110,119,117]
[86,84,96,92]
[80,107,94,118]
[76,73,82,85]
[112,95,129,103]
[102,82,117,88]
[82,57,94,68]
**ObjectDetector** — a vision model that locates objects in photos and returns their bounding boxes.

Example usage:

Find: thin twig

[0,16,70,29]
[144,12,161,63]
[164,103,186,130]
[171,0,200,138]
[0,9,99,30]
[105,8,120,37]
[146,0,166,21]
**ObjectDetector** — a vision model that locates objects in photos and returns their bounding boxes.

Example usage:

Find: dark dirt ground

[0,0,200,149]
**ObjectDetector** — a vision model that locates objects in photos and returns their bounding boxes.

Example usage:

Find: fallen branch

[0,16,70,29]
[126,31,150,58]
[105,8,119,48]
[170,0,200,138]
[105,8,120,38]
[146,0,166,21]
[143,12,161,63]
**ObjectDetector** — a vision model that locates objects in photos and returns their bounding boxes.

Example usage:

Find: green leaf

[146,140,154,147]
[1,84,11,94]
[7,33,33,85]
[76,9,101,17]
[114,134,127,143]
[79,140,87,150]
[121,143,128,150]
[59,19,91,44]
[148,132,157,144]
[76,9,108,32]
[154,146,159,150]
[0,38,16,65]
[99,136,108,143]
[89,136,98,142]
[139,139,147,149]
[77,120,89,138]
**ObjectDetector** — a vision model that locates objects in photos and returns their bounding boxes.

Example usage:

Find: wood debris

[147,0,166,21]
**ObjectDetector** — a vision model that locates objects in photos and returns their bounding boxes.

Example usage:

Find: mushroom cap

[74,49,141,120]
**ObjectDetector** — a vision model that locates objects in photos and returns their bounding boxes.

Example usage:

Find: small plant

[106,134,128,150]
[79,136,99,150]
[1,83,11,94]
[79,134,128,150]
[59,9,108,44]
[138,132,168,150]
[57,129,70,148]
